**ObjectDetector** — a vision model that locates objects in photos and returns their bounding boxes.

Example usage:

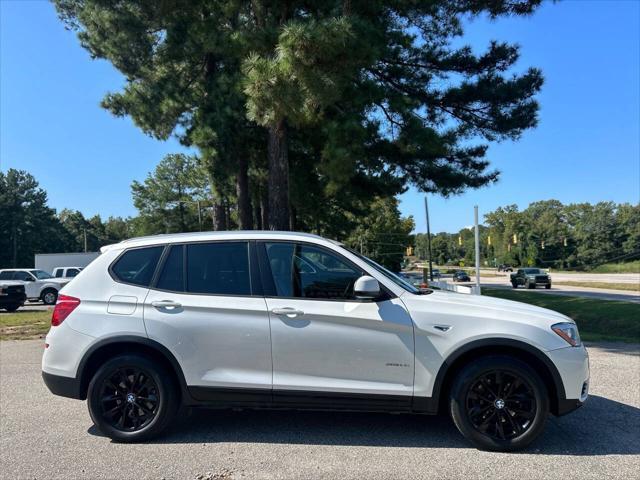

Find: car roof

[0,268,31,271]
[100,230,341,253]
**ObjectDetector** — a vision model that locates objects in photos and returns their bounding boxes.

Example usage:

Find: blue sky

[1,0,638,233]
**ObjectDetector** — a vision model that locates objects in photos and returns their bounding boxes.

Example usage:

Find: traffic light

[563,237,568,247]
[458,235,462,246]
[541,240,545,250]
[513,233,518,244]
[487,235,491,246]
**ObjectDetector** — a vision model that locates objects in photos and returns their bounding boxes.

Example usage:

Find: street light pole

[424,196,433,282]
[474,205,481,295]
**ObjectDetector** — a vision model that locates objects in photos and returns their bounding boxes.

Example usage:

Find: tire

[545,284,551,289]
[87,354,179,442]
[41,289,58,305]
[2,303,21,312]
[449,355,549,452]
[511,282,518,289]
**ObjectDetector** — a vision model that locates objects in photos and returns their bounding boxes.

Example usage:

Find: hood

[405,289,571,327]
[0,280,25,288]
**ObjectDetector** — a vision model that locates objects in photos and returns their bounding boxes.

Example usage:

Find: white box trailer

[34,252,100,275]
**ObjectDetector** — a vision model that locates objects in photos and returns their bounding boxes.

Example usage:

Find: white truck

[0,269,71,305]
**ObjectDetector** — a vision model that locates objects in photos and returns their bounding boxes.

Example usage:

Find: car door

[259,241,415,407]
[143,242,272,401]
[13,271,38,298]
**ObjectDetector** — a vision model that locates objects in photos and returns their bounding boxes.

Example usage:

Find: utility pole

[83,228,88,253]
[474,205,481,295]
[424,196,434,282]
[197,200,202,231]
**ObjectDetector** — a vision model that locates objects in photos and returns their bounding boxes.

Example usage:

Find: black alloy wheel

[87,354,178,442]
[99,366,159,432]
[465,370,536,441]
[449,355,549,451]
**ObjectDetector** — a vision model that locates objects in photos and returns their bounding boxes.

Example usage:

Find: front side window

[264,243,362,299]
[55,269,64,278]
[30,270,52,280]
[14,271,35,281]
[112,246,163,287]
[67,268,80,277]
[186,242,250,295]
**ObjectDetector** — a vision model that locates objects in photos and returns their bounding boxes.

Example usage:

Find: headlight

[552,322,581,346]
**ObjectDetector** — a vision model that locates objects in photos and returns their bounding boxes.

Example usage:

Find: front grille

[535,275,549,282]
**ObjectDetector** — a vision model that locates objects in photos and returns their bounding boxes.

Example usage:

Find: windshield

[346,249,422,294]
[30,269,53,279]
[523,268,542,274]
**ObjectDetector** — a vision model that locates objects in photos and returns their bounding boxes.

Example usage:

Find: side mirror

[354,275,380,300]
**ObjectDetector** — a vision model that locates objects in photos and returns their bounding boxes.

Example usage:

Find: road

[1,340,639,479]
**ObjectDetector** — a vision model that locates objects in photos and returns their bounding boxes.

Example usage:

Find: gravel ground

[1,340,639,480]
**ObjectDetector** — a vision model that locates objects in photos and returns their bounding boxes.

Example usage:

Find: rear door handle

[271,307,305,317]
[151,300,182,309]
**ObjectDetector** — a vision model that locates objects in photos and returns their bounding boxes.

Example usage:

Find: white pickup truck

[0,269,71,305]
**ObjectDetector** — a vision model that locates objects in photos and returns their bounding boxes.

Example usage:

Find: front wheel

[511,282,518,289]
[2,303,21,312]
[449,356,549,451]
[545,284,551,289]
[87,354,179,442]
[41,289,58,305]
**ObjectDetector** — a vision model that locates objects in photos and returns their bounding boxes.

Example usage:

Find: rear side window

[111,246,163,287]
[0,271,13,280]
[55,269,64,278]
[156,245,184,291]
[186,242,250,295]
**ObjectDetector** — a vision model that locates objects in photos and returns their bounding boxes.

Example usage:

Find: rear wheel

[449,356,549,451]
[41,289,58,305]
[87,354,179,442]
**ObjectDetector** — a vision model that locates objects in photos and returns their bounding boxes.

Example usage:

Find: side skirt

[187,387,437,414]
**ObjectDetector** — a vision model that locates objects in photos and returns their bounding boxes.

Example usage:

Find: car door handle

[151,300,182,309]
[271,307,305,317]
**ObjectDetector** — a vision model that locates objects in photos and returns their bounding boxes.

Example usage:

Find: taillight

[51,295,80,326]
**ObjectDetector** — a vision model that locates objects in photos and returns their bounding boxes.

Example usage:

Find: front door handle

[271,307,305,317]
[151,300,182,310]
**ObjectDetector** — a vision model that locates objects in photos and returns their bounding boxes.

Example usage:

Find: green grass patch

[0,309,51,340]
[591,260,640,274]
[482,288,640,343]
[553,281,639,292]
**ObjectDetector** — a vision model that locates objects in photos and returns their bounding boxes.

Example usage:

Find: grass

[483,288,640,343]
[591,260,640,274]
[0,309,51,340]
[553,281,639,292]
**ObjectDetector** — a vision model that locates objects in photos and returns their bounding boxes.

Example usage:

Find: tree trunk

[213,202,227,231]
[260,187,269,230]
[267,119,290,230]
[236,156,253,229]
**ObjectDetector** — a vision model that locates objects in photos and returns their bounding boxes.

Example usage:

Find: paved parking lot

[1,340,639,479]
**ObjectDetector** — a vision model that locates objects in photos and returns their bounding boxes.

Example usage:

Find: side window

[55,269,64,278]
[0,271,14,280]
[156,245,184,291]
[264,243,362,300]
[111,246,163,287]
[14,271,34,281]
[186,242,250,295]
[67,268,80,277]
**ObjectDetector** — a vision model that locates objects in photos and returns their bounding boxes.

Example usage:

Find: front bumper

[547,343,590,415]
[0,293,26,306]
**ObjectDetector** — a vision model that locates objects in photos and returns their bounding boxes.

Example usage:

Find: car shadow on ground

[88,394,640,455]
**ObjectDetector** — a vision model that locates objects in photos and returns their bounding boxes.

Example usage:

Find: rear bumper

[42,371,83,400]
[0,293,26,306]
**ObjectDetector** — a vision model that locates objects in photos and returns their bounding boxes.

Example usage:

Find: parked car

[498,264,513,272]
[0,281,27,312]
[452,270,471,282]
[0,269,71,305]
[52,266,83,279]
[510,268,552,289]
[42,231,588,451]
[431,268,441,279]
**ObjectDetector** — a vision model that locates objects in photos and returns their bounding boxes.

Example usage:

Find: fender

[420,338,566,414]
[76,335,190,402]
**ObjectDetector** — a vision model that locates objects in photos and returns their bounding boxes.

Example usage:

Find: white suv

[0,269,70,305]
[42,232,589,451]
